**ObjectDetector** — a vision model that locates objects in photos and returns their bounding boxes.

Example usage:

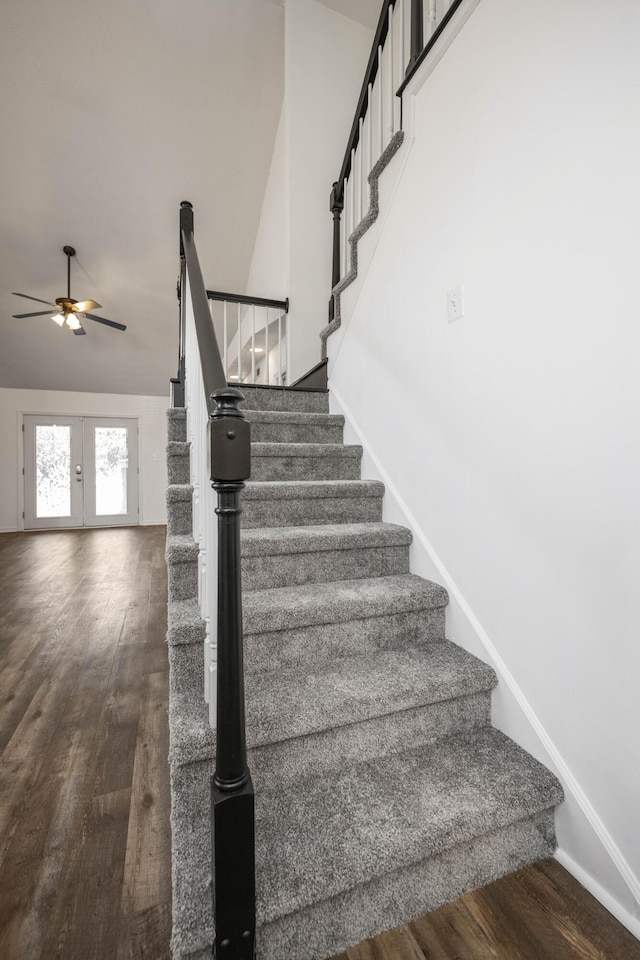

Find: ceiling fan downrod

[63,245,75,301]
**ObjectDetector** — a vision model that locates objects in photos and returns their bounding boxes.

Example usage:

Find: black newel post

[328,181,344,321]
[209,387,255,960]
[408,0,424,71]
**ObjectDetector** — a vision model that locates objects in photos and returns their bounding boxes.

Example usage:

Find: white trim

[556,849,640,941]
[401,0,483,101]
[329,379,640,919]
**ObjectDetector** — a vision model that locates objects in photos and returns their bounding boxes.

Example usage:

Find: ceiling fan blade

[72,325,86,336]
[13,310,57,319]
[73,299,102,313]
[12,292,57,307]
[84,312,126,331]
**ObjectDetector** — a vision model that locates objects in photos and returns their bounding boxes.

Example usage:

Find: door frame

[21,412,140,531]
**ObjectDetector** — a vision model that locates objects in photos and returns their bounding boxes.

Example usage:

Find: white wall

[0,388,168,531]
[246,0,373,382]
[328,0,640,934]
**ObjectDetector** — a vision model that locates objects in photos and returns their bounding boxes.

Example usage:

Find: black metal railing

[328,0,398,318]
[327,0,468,321]
[177,200,255,959]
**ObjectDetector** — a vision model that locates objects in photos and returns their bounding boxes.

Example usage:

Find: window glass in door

[23,415,139,530]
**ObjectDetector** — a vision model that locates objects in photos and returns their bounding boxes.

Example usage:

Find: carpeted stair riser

[242,481,384,528]
[167,442,191,485]
[167,407,187,442]
[257,811,556,960]
[167,484,194,536]
[168,597,206,646]
[166,535,199,602]
[245,410,344,444]
[239,385,328,414]
[251,443,362,482]
[241,523,412,591]
[244,607,446,675]
[168,642,497,777]
[169,730,560,960]
[243,543,408,591]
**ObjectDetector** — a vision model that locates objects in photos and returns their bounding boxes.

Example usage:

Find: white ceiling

[0,0,379,396]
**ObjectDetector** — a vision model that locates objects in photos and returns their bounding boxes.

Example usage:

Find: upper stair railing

[328,0,464,317]
[207,289,290,387]
[175,200,256,959]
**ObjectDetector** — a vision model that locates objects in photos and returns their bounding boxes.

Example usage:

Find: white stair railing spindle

[400,0,406,76]
[357,119,363,224]
[429,0,437,37]
[237,302,242,383]
[223,300,228,380]
[377,46,384,157]
[388,5,395,137]
[265,308,270,384]
[350,150,356,232]
[367,82,373,175]
[286,312,291,386]
[251,304,256,383]
[278,312,283,385]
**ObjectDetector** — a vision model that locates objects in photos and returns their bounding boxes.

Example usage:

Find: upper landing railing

[328,0,464,314]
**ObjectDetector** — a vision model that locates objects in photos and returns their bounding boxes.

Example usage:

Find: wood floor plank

[0,527,172,960]
[121,670,171,917]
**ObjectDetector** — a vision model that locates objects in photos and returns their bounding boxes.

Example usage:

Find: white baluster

[350,150,356,232]
[278,312,283,385]
[429,0,437,36]
[400,0,406,75]
[357,120,363,224]
[251,304,256,383]
[388,6,395,137]
[223,300,228,381]
[237,302,242,383]
[367,82,373,175]
[286,311,291,386]
[377,46,384,157]
[265,308,270,384]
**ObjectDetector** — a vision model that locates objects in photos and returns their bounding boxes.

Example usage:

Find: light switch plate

[447,284,464,322]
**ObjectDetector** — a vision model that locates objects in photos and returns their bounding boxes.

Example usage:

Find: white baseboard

[329,380,640,937]
[556,848,640,940]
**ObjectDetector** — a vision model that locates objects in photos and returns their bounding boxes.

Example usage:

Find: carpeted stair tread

[245,410,344,426]
[255,726,563,926]
[167,440,190,456]
[252,441,361,459]
[243,479,384,500]
[167,483,193,502]
[239,385,328,414]
[169,641,491,766]
[168,597,206,646]
[166,533,199,564]
[246,643,496,748]
[243,573,447,634]
[241,521,411,557]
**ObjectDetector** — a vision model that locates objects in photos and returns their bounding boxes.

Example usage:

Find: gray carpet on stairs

[165,390,563,960]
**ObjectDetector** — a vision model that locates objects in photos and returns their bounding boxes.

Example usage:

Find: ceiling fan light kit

[11,246,127,335]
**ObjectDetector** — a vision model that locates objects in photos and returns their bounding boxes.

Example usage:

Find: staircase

[166,384,563,960]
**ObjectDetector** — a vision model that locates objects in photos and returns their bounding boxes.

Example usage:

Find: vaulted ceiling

[0,0,379,396]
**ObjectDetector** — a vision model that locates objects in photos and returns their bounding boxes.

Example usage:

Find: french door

[23,416,139,530]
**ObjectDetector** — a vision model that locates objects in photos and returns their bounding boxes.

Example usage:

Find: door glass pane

[95,427,128,515]
[35,424,71,517]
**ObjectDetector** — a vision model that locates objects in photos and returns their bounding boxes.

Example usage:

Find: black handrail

[179,202,227,414]
[177,201,256,959]
[207,289,289,312]
[398,0,465,96]
[335,0,397,197]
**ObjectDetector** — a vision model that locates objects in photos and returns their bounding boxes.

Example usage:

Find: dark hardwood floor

[1,526,638,960]
[0,526,171,960]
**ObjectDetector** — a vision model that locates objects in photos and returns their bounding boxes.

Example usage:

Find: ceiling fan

[12,246,126,336]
